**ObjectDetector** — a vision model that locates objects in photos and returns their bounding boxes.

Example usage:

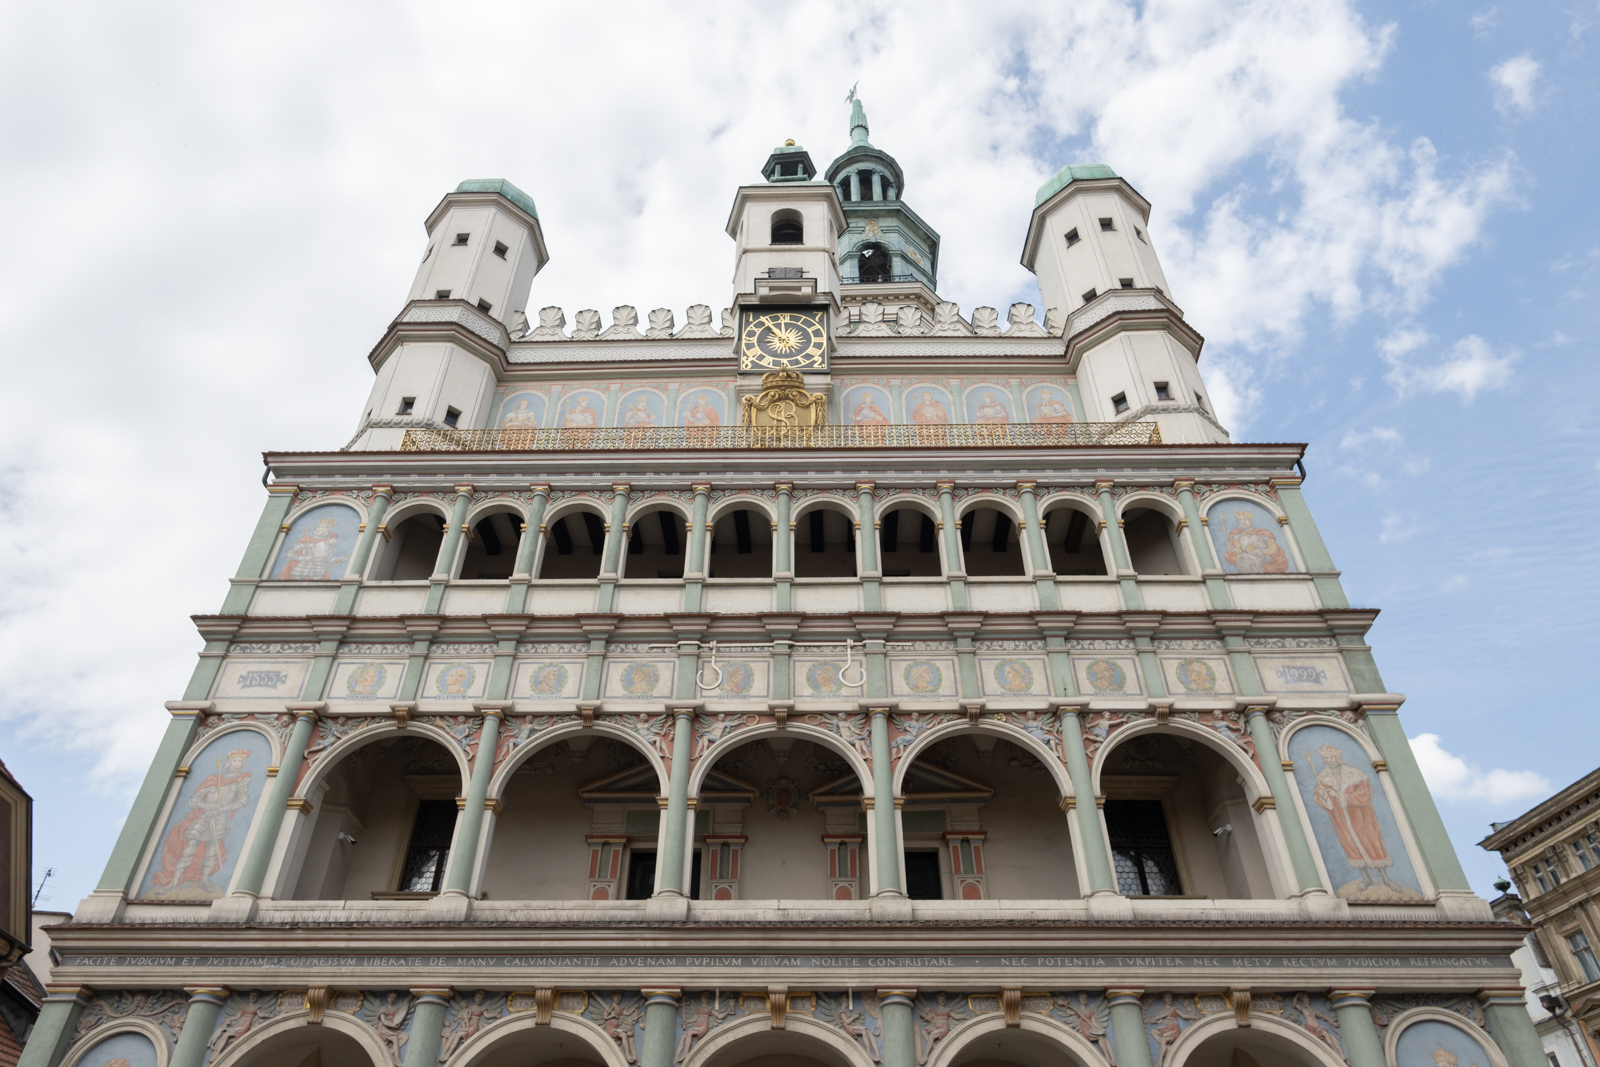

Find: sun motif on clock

[739,308,829,371]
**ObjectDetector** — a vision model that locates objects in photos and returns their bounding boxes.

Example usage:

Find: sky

[1,0,1597,913]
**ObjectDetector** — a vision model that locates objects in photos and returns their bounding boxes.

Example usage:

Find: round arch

[624,497,692,526]
[926,1010,1102,1067]
[1091,717,1271,801]
[488,721,668,799]
[182,721,286,769]
[380,497,453,527]
[464,497,530,526]
[1278,715,1384,766]
[1166,1009,1350,1067]
[1202,491,1306,571]
[792,494,860,523]
[280,495,369,527]
[1037,490,1102,516]
[878,493,941,522]
[210,1008,389,1067]
[683,1010,877,1067]
[543,497,610,527]
[956,494,1023,524]
[445,1005,630,1067]
[892,720,1071,797]
[62,1019,172,1067]
[290,720,471,801]
[1114,490,1185,524]
[687,722,872,799]
[1383,1008,1510,1067]
[707,494,778,525]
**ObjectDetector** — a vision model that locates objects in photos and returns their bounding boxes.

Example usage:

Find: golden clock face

[738,309,829,371]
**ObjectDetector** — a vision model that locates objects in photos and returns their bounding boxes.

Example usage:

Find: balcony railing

[844,274,917,284]
[399,422,1162,452]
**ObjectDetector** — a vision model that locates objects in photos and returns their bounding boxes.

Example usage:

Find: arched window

[458,507,524,580]
[878,505,942,577]
[709,508,773,578]
[369,511,447,581]
[1123,506,1190,575]
[539,507,607,580]
[794,504,857,579]
[857,241,892,283]
[622,506,687,580]
[770,209,804,245]
[1043,503,1108,576]
[959,505,1025,577]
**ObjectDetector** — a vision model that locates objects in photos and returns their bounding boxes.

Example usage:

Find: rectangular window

[477,298,493,312]
[493,240,508,259]
[443,406,461,428]
[422,244,434,262]
[1082,288,1098,304]
[1065,228,1080,246]
[904,851,943,900]
[1576,841,1595,872]
[398,798,456,893]
[454,232,470,245]
[1154,381,1172,401]
[435,290,451,299]
[1569,930,1600,982]
[1105,799,1182,896]
[1112,392,1129,414]
[1582,832,1600,868]
[1533,859,1562,893]
[1120,277,1135,289]
[397,397,415,415]
[1099,217,1115,231]
[625,851,657,900]
[1135,227,1146,242]
[1195,391,1208,412]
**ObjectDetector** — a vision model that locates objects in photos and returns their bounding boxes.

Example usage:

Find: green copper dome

[1033,163,1119,208]
[455,178,539,220]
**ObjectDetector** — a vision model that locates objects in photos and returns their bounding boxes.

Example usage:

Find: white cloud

[1490,54,1541,115]
[1383,335,1518,402]
[1378,514,1416,543]
[1409,733,1552,804]
[1470,8,1499,37]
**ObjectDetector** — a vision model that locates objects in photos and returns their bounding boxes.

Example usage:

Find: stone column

[332,484,392,614]
[422,485,473,613]
[878,989,917,1067]
[868,706,902,895]
[1095,480,1142,609]
[403,988,454,1067]
[595,484,631,613]
[168,987,230,1067]
[1328,990,1385,1067]
[640,989,682,1067]
[1017,482,1060,609]
[1243,705,1322,894]
[1173,479,1231,610]
[683,483,712,612]
[1482,988,1549,1067]
[848,172,861,202]
[656,707,696,897]
[1053,701,1115,894]
[504,484,549,613]
[775,483,793,612]
[1271,476,1351,609]
[398,618,441,702]
[1107,989,1152,1067]
[857,482,881,610]
[227,707,319,903]
[15,986,91,1067]
[221,483,298,614]
[937,482,968,610]
[441,707,504,901]
[1126,616,1166,697]
[1364,703,1471,892]
[871,171,884,201]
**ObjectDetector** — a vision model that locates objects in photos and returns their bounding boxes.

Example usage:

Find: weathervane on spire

[845,82,859,104]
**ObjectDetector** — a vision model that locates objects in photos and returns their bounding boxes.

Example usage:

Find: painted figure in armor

[151,749,253,894]
[1307,743,1402,892]
[275,515,350,580]
[1222,508,1289,573]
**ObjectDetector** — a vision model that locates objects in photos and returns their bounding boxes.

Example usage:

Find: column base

[73,889,127,924]
[1086,890,1134,919]
[870,893,914,921]
[1435,889,1492,921]
[646,892,691,921]
[1292,888,1349,919]
[210,892,259,923]
[425,890,473,921]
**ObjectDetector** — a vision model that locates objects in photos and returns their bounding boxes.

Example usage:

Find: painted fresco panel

[1025,384,1076,423]
[842,385,892,425]
[511,659,585,699]
[556,389,606,428]
[72,1031,160,1067]
[496,390,547,428]
[1158,655,1235,696]
[1072,655,1143,696]
[1206,498,1297,574]
[964,385,1014,424]
[619,389,666,428]
[677,390,726,427]
[1395,1020,1498,1067]
[424,660,493,700]
[1289,723,1426,902]
[792,657,865,698]
[888,656,959,698]
[137,729,272,900]
[269,504,361,581]
[1255,654,1351,694]
[212,658,310,700]
[701,659,770,699]
[904,384,953,425]
[330,659,407,700]
[603,659,676,699]
[977,655,1051,696]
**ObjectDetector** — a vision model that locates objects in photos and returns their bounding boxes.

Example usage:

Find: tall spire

[846,84,871,147]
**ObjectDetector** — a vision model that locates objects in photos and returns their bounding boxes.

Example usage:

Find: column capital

[1094,479,1116,493]
[1050,698,1092,713]
[266,482,299,495]
[1235,699,1278,716]
[529,482,551,496]
[370,483,394,497]
[286,702,325,720]
[1105,988,1145,1006]
[935,481,955,492]
[165,701,213,717]
[43,985,94,1004]
[452,484,474,496]
[1476,987,1527,1007]
[183,986,231,1006]
[690,483,712,494]
[855,480,876,492]
[1269,476,1304,489]
[1357,699,1406,715]
[667,702,704,718]
[410,986,455,1004]
[775,482,793,493]
[876,988,917,1006]
[473,703,511,720]
[642,988,683,1005]
[1015,480,1038,493]
[859,701,898,717]
[612,482,633,494]
[1327,989,1376,1008]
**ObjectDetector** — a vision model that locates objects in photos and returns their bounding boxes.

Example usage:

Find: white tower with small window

[1022,166,1227,444]
[726,141,845,314]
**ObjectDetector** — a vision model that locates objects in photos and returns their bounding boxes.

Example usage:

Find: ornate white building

[27,101,1546,1067]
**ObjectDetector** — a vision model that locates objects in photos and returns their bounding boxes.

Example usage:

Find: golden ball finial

[785,139,796,146]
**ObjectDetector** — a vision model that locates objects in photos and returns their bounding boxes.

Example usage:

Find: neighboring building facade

[1487,888,1595,1067]
[0,761,38,1063]
[30,101,1546,1067]
[1482,770,1600,1067]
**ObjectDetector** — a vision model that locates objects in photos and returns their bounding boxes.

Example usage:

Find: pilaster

[1095,480,1141,608]
[15,986,92,1067]
[1364,701,1471,892]
[1271,476,1351,609]
[169,986,230,1067]
[1174,479,1231,609]
[220,483,297,614]
[1017,481,1059,609]
[424,484,473,614]
[595,484,631,613]
[683,483,712,612]
[857,482,882,610]
[1481,987,1549,1067]
[332,484,392,613]
[504,484,549,613]
[774,483,794,611]
[936,482,968,610]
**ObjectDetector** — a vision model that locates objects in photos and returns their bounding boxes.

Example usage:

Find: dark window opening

[397,397,415,415]
[1124,507,1186,575]
[857,242,892,283]
[625,851,656,900]
[477,298,492,312]
[905,851,943,900]
[371,512,446,581]
[771,210,804,245]
[493,240,508,259]
[622,508,685,580]
[1105,799,1182,896]
[459,511,523,580]
[839,181,852,202]
[435,290,452,299]
[443,407,461,428]
[709,508,770,578]
[1046,507,1108,576]
[1135,227,1146,242]
[1099,217,1114,231]
[539,511,606,579]
[454,232,470,245]
[796,507,856,578]
[398,798,456,894]
[1065,228,1080,246]
[1154,381,1171,401]
[690,850,703,900]
[1195,391,1208,412]
[879,507,941,577]
[960,506,1025,577]
[1111,392,1129,414]
[1082,288,1098,304]
[1120,278,1135,289]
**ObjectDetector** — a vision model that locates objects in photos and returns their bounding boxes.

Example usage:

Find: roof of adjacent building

[1034,163,1120,207]
[1478,765,1600,852]
[455,178,539,220]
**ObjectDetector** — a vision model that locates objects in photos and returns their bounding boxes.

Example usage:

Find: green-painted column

[183,639,230,702]
[231,708,317,896]
[424,485,474,614]
[403,988,453,1067]
[1018,482,1060,610]
[869,707,901,894]
[96,706,201,894]
[1245,706,1322,893]
[1328,990,1386,1067]
[1067,381,1087,423]
[299,629,343,701]
[443,709,503,895]
[656,708,695,896]
[16,986,90,1067]
[1334,628,1387,693]
[771,637,792,700]
[1272,476,1351,609]
[168,987,229,1067]
[1220,625,1263,697]
[1055,704,1115,893]
[1107,990,1153,1067]
[877,989,916,1067]
[504,485,549,613]
[954,633,979,698]
[1481,989,1549,1067]
[1174,479,1231,609]
[775,483,793,612]
[1095,480,1141,609]
[683,483,711,613]
[857,482,882,610]
[221,484,297,614]
[640,990,681,1067]
[332,485,392,614]
[937,482,968,610]
[1365,705,1470,890]
[1130,628,1165,697]
[596,484,631,613]
[398,622,438,702]
[581,633,608,701]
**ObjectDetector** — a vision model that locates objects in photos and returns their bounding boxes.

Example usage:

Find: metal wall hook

[839,639,867,688]
[697,640,725,690]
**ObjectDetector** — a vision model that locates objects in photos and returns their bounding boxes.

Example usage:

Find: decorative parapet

[399,421,1161,452]
[398,301,508,347]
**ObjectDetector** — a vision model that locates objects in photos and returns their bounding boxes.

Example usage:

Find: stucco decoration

[646,308,675,338]
[601,305,642,339]
[425,660,493,699]
[528,306,568,340]
[75,991,187,1046]
[330,660,406,701]
[971,306,1001,336]
[927,302,973,336]
[571,309,602,339]
[605,659,676,698]
[212,658,310,700]
[1255,654,1351,694]
[1025,385,1076,424]
[676,304,721,339]
[978,656,1050,696]
[1044,307,1067,335]
[497,390,547,429]
[896,305,925,335]
[1159,655,1234,695]
[844,385,893,426]
[1288,723,1426,902]
[793,658,865,698]
[854,302,895,337]
[1394,1018,1499,1067]
[269,504,360,581]
[964,387,1014,424]
[1205,499,1296,574]
[1074,656,1143,696]
[512,659,585,699]
[1006,302,1049,336]
[67,1030,160,1067]
[889,657,958,698]
[720,307,735,337]
[137,729,272,900]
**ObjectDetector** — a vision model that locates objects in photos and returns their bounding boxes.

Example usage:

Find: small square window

[1194,391,1208,412]
[477,298,493,312]
[453,233,470,245]
[1119,278,1135,289]
[493,241,508,259]
[1081,288,1098,305]
[1112,392,1129,414]
[1135,227,1146,242]
[422,244,434,262]
[1099,217,1114,231]
[1065,228,1080,246]
[443,407,461,428]
[435,290,451,299]
[1154,381,1171,401]
[397,397,415,415]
